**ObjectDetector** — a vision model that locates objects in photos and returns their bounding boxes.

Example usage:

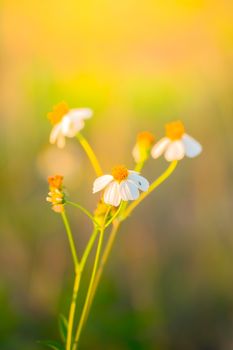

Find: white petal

[132,144,140,162]
[119,180,140,201]
[61,115,84,137]
[164,140,185,161]
[61,116,72,134]
[104,181,121,206]
[56,134,66,148]
[151,137,170,159]
[182,133,202,158]
[93,175,114,193]
[68,108,93,120]
[69,121,84,137]
[128,170,139,174]
[49,123,62,144]
[127,173,149,192]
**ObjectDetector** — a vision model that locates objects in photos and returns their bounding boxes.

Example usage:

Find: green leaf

[37,339,64,350]
[58,313,68,343]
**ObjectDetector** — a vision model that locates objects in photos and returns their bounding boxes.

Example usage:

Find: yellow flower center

[137,131,155,148]
[165,121,185,140]
[112,165,129,182]
[47,101,69,125]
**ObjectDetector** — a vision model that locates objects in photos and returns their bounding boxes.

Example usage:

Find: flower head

[46,175,65,213]
[93,165,149,207]
[151,120,202,161]
[48,101,93,148]
[132,131,155,163]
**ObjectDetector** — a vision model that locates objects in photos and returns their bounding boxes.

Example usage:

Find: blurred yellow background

[1,1,233,349]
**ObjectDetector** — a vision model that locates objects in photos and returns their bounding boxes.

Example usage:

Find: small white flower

[151,120,202,161]
[93,165,149,207]
[48,102,93,148]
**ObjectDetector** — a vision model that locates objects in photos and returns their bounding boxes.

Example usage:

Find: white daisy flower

[151,120,202,161]
[48,101,93,148]
[93,165,149,207]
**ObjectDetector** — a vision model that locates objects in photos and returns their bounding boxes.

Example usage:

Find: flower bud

[94,200,117,226]
[46,175,65,213]
[132,131,155,163]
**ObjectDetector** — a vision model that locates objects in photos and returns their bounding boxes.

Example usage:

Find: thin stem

[84,221,121,326]
[72,228,105,349]
[134,160,145,172]
[61,211,79,268]
[80,226,100,271]
[76,133,103,176]
[104,202,123,229]
[66,226,99,350]
[66,267,81,350]
[66,201,100,227]
[123,160,178,219]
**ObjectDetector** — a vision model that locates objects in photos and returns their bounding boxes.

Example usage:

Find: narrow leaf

[37,339,64,350]
[58,313,68,343]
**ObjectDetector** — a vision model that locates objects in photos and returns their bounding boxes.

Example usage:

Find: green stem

[72,228,105,349]
[61,211,79,269]
[134,160,145,172]
[80,226,100,271]
[123,160,178,219]
[66,201,100,227]
[66,267,81,350]
[104,202,123,229]
[66,226,99,350]
[76,133,103,177]
[83,221,121,329]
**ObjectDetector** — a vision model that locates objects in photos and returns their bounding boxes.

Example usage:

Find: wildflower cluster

[44,101,202,350]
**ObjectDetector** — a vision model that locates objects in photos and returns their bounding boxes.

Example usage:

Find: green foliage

[38,340,64,350]
[58,314,68,343]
